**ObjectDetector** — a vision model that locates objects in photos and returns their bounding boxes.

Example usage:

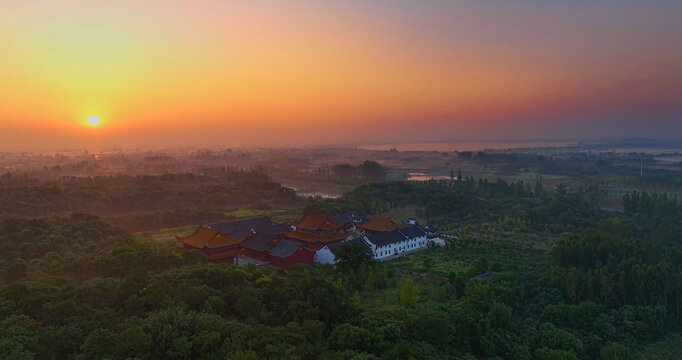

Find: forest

[0,169,301,221]
[453,150,682,192]
[0,175,680,359]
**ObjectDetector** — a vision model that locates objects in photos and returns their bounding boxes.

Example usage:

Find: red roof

[177,226,242,250]
[358,216,404,232]
[293,213,342,232]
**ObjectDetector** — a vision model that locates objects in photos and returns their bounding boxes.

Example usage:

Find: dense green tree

[327,323,372,352]
[398,278,418,308]
[599,342,636,360]
[78,328,118,360]
[334,242,373,290]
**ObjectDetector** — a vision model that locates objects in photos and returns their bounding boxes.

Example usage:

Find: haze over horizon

[1,0,681,151]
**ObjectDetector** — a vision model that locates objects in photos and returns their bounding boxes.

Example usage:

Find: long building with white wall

[363,224,429,260]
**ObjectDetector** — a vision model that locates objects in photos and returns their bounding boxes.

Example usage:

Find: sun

[87,116,100,126]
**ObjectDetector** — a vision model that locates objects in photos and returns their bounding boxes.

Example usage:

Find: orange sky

[1,1,681,150]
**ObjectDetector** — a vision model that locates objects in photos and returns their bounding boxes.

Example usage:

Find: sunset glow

[0,0,681,150]
[87,116,100,127]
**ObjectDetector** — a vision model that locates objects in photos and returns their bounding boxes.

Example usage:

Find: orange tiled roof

[282,230,348,244]
[178,226,242,250]
[358,216,404,232]
[293,213,342,232]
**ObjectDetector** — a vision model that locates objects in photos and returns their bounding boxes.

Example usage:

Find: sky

[0,0,681,150]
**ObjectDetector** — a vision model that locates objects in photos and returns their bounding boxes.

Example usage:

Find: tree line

[0,170,301,220]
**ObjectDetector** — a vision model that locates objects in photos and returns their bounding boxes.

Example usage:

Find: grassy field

[132,224,198,247]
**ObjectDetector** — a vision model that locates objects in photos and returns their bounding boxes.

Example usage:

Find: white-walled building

[314,224,432,264]
[364,225,429,260]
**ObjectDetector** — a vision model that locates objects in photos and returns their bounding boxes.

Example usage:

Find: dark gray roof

[209,217,289,239]
[366,225,427,247]
[240,232,278,252]
[261,222,292,235]
[398,225,427,238]
[329,214,354,225]
[365,230,406,247]
[268,240,306,259]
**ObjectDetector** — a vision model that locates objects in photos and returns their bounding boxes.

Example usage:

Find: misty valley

[0,143,680,359]
[3,1,682,358]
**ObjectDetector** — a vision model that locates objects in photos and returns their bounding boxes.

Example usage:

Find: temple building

[208,216,291,240]
[239,232,281,262]
[177,226,243,264]
[358,216,405,234]
[291,213,343,233]
[178,216,290,264]
[239,233,316,269]
[267,240,315,270]
[282,213,350,249]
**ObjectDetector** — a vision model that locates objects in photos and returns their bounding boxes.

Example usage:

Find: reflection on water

[406,172,450,181]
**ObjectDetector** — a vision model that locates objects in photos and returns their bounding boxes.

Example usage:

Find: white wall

[370,235,428,260]
[314,246,337,265]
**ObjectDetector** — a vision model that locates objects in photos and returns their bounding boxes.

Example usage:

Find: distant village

[177,213,443,270]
